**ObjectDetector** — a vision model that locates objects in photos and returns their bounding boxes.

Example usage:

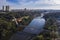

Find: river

[10,16,46,40]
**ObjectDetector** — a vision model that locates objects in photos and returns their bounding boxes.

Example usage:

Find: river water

[23,17,46,34]
[10,16,46,40]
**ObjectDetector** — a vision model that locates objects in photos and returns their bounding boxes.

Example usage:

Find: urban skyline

[0,0,60,10]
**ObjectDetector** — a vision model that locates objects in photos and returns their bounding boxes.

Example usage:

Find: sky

[0,0,60,10]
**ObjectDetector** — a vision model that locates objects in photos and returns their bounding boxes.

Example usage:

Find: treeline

[0,12,33,40]
[32,17,58,40]
[0,18,16,40]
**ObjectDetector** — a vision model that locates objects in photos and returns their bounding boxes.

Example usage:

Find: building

[0,5,10,12]
[2,6,4,11]
[5,6,9,12]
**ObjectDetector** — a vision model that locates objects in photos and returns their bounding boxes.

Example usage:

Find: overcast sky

[0,0,60,10]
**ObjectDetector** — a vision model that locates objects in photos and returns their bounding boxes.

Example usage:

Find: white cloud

[53,0,60,4]
[35,0,54,4]
[0,0,6,9]
[0,0,60,10]
[0,0,6,5]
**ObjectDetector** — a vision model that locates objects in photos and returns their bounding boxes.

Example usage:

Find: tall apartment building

[2,6,4,11]
[5,6,9,12]
[2,5,10,12]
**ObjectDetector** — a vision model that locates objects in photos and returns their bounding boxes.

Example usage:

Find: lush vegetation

[0,11,59,40]
[0,12,33,40]
[32,17,58,40]
[0,18,16,40]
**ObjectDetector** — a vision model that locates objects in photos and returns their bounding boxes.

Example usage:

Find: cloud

[53,0,60,4]
[0,0,6,9]
[0,0,6,5]
[0,0,60,9]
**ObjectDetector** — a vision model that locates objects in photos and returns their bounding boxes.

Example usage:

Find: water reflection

[10,17,46,40]
[23,17,46,34]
